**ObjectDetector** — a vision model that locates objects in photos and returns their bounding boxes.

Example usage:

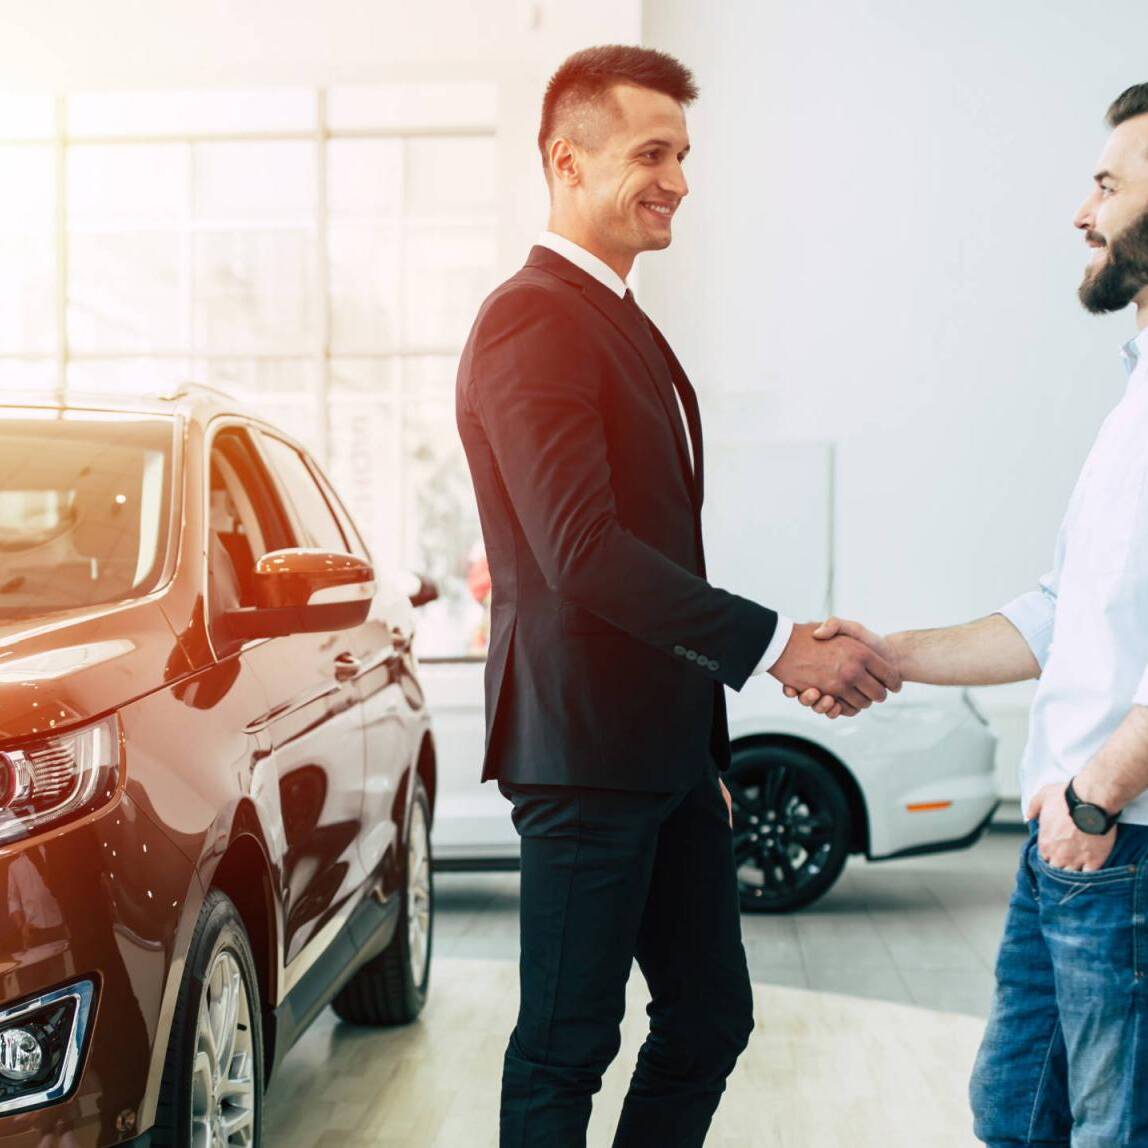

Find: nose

[1074,190,1098,233]
[661,160,688,200]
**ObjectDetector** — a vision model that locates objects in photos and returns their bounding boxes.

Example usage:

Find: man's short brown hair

[538,45,698,175]
[1107,84,1148,128]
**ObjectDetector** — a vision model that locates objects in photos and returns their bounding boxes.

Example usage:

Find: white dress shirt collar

[1122,328,1148,387]
[536,231,628,299]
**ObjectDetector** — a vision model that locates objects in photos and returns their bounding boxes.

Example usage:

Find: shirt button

[673,645,686,656]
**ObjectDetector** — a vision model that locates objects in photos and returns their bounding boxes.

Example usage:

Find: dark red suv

[0,384,436,1147]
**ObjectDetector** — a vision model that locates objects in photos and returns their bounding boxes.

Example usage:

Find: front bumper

[0,792,195,1147]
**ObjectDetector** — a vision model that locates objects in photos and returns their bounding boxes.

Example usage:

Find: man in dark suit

[455,44,901,1147]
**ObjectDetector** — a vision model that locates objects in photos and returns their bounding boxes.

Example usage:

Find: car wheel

[332,777,433,1026]
[727,743,852,913]
[151,889,263,1147]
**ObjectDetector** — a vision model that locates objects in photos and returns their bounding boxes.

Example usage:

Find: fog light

[0,980,93,1116]
[0,1028,42,1081]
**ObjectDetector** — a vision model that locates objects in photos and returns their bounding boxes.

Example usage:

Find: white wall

[640,0,1148,806]
[641,0,1141,636]
[0,2,635,88]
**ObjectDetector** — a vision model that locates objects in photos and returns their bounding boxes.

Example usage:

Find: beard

[1078,206,1148,314]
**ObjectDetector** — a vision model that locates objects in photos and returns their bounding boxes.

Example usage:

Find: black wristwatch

[1065,777,1120,835]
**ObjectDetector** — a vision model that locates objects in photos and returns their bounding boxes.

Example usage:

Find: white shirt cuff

[752,615,795,676]
[995,591,1056,670]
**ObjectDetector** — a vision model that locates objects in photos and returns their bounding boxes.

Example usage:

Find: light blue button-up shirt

[999,328,1148,822]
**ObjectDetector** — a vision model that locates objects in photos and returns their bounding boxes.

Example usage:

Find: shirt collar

[536,231,628,298]
[1121,328,1148,383]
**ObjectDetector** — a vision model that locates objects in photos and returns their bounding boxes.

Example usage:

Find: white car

[419,660,998,911]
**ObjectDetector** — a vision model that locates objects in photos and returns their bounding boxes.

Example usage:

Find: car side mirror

[221,548,375,640]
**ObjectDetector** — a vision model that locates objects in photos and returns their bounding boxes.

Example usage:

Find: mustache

[1085,229,1108,248]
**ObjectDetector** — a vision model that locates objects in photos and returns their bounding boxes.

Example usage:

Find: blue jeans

[970,821,1148,1147]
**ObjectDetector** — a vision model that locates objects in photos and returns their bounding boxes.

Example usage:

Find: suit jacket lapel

[525,246,698,505]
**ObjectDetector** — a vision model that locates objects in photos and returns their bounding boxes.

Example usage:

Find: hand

[770,620,902,717]
[782,617,901,719]
[719,778,733,828]
[1027,781,1116,871]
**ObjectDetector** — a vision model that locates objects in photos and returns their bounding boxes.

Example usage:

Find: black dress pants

[497,759,754,1147]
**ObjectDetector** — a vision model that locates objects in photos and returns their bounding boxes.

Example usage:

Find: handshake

[768,617,901,720]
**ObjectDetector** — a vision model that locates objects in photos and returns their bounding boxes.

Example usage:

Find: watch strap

[1065,777,1119,833]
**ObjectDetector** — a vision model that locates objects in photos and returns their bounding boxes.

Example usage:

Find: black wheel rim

[727,762,838,906]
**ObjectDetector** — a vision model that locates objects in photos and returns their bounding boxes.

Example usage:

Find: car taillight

[0,714,120,847]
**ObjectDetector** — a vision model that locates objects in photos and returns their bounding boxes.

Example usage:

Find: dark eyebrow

[1095,170,1118,185]
[633,139,691,156]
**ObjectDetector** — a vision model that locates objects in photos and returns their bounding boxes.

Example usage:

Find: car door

[252,430,415,888]
[207,424,369,972]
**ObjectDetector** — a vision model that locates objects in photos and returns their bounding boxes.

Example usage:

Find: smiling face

[547,83,690,278]
[1075,112,1148,316]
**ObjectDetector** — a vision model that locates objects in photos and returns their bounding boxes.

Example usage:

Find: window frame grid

[1,89,495,659]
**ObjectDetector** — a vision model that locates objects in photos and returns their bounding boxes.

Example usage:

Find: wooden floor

[263,957,985,1147]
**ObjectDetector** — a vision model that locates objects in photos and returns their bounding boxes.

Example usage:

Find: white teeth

[643,203,672,216]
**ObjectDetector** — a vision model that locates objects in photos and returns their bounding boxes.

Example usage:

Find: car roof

[0,382,256,424]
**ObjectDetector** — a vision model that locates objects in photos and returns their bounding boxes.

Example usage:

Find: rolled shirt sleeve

[996,571,1058,670]
[1134,664,1148,708]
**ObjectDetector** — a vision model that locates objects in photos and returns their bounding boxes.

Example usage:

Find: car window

[304,455,372,565]
[0,413,175,621]
[207,427,290,629]
[257,433,349,554]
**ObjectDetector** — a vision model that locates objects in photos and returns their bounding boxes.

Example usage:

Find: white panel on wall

[702,437,832,624]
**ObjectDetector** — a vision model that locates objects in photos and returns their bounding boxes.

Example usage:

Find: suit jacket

[455,245,778,791]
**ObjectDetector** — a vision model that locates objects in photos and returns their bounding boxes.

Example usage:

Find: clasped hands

[769,617,901,719]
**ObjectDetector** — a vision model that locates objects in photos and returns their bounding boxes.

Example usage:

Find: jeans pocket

[1032,841,1137,909]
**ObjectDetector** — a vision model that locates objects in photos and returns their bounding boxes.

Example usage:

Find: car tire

[332,777,433,1026]
[727,743,852,913]
[151,889,264,1147]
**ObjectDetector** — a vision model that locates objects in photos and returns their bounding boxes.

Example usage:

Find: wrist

[885,631,916,682]
[1071,768,1122,814]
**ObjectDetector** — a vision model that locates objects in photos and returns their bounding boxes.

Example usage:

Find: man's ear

[549,137,580,188]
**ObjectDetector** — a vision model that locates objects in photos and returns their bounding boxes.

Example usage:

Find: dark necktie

[621,290,694,478]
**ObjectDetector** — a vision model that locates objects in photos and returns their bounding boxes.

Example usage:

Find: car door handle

[333,652,361,681]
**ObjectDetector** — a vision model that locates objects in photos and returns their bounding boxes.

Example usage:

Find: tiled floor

[264,959,985,1147]
[262,831,1020,1145]
[433,826,1022,1018]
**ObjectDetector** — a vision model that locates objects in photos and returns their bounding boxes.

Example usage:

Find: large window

[0,85,498,657]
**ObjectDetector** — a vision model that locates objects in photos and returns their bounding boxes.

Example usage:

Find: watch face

[1072,803,1110,835]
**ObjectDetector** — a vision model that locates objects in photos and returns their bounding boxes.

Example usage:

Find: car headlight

[0,714,121,847]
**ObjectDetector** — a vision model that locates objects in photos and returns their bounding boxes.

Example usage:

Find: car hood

[0,598,192,745]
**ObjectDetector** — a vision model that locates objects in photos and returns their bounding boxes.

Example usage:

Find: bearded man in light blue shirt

[792,83,1148,1146]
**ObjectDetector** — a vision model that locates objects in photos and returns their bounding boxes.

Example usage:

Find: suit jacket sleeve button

[710,660,720,671]
[686,650,698,661]
[673,644,686,656]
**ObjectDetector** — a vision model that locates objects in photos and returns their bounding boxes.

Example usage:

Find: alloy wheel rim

[407,800,431,987]
[727,764,837,902]
[190,947,256,1148]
